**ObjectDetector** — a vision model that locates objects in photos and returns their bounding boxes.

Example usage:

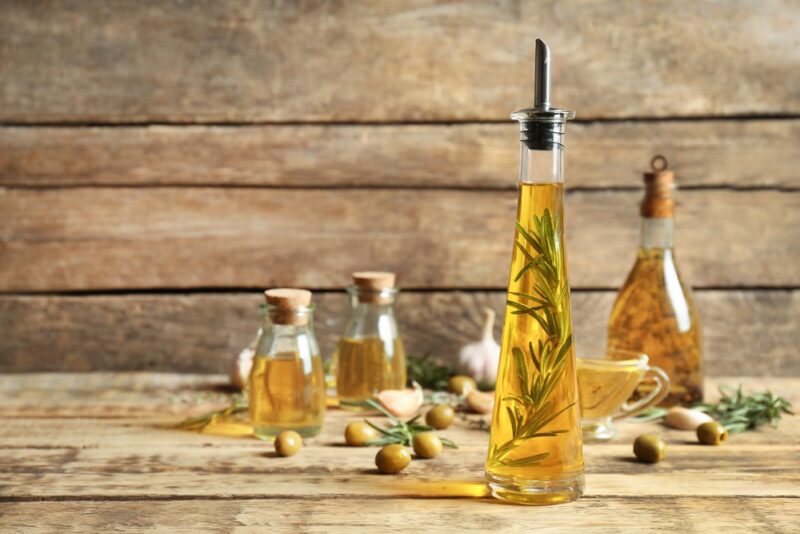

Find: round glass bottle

[335,272,406,408]
[249,288,326,437]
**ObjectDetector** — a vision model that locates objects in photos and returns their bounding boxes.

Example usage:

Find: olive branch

[489,209,575,468]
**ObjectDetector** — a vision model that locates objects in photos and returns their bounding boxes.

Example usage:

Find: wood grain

[1,1,798,122]
[1,456,798,499]
[2,498,799,533]
[1,290,797,375]
[2,188,797,291]
[3,429,799,474]
[1,121,798,188]
[0,374,796,531]
[0,398,797,500]
[2,374,797,422]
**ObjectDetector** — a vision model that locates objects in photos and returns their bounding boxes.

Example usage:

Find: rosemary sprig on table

[630,407,668,422]
[488,209,575,469]
[175,393,248,431]
[696,385,794,434]
[407,353,452,391]
[632,386,793,434]
[342,399,458,448]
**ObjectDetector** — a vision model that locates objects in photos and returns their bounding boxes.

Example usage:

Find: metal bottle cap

[511,39,575,150]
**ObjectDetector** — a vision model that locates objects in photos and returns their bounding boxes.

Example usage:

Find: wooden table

[1,374,798,532]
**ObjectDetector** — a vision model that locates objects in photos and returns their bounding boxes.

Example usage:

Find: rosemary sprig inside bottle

[488,209,575,468]
[342,399,458,448]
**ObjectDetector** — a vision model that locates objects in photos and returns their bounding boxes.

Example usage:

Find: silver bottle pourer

[512,38,575,150]
[534,39,550,110]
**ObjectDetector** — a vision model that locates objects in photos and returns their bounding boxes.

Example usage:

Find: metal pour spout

[511,38,575,150]
[534,39,550,110]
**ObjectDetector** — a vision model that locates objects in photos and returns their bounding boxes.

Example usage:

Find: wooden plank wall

[1,0,798,375]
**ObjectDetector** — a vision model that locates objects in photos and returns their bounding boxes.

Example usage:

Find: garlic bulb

[664,406,713,430]
[458,308,500,384]
[229,328,261,389]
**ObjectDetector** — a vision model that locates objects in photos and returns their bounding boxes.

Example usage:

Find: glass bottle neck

[640,217,674,249]
[262,320,314,336]
[345,288,399,340]
[257,314,318,359]
[519,143,564,184]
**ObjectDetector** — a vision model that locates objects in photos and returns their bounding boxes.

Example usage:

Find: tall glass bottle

[335,272,406,408]
[486,40,584,505]
[607,156,703,406]
[249,288,326,437]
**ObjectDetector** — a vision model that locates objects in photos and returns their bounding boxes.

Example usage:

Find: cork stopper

[640,155,675,218]
[351,271,396,304]
[264,288,313,326]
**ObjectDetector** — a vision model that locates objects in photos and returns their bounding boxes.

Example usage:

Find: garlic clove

[664,406,713,430]
[377,383,424,418]
[466,389,495,414]
[230,328,261,389]
[229,347,254,390]
[458,308,500,384]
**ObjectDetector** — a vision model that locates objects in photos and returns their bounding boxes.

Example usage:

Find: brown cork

[640,155,675,218]
[352,271,396,304]
[264,288,312,325]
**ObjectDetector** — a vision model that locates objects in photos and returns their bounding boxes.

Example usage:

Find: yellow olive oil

[607,248,703,406]
[576,359,645,420]
[486,182,584,504]
[249,352,326,437]
[335,337,406,406]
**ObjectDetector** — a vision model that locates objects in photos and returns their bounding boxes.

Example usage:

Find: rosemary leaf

[499,452,550,468]
[631,407,669,422]
[515,222,544,255]
[439,437,459,449]
[406,353,453,391]
[696,385,794,434]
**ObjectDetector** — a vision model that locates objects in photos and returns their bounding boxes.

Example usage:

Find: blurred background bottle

[607,156,703,406]
[249,288,326,437]
[335,272,406,408]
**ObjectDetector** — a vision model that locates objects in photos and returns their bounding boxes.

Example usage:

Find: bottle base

[581,416,617,442]
[486,472,584,505]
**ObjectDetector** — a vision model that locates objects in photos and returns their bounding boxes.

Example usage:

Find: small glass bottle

[607,156,703,406]
[249,288,326,437]
[486,39,584,505]
[335,272,406,408]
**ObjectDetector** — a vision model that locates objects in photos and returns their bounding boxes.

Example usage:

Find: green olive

[448,375,477,395]
[344,421,379,446]
[633,434,666,464]
[274,430,302,457]
[697,421,728,445]
[375,444,411,474]
[412,432,443,459]
[425,404,455,430]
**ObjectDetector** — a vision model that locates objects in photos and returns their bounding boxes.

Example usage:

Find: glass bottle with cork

[249,288,326,437]
[607,156,703,406]
[485,39,585,505]
[335,272,407,408]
